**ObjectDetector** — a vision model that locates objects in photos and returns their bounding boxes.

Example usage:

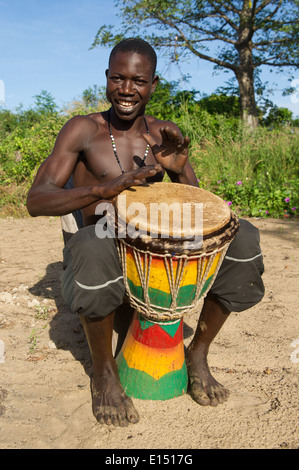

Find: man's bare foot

[186,351,229,407]
[79,314,140,427]
[90,371,140,427]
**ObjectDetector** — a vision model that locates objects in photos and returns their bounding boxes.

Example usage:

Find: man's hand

[143,127,190,175]
[98,164,162,200]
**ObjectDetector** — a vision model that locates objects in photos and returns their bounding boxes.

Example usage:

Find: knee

[227,218,262,261]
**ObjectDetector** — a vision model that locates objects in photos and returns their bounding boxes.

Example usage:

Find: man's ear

[105,69,109,78]
[151,75,159,94]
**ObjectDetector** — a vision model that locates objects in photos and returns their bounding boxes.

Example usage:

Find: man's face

[106,51,158,121]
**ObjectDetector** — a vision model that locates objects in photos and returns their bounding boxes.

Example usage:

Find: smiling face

[106,51,159,121]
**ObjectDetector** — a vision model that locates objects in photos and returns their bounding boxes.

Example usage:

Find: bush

[190,127,299,218]
[0,113,65,185]
[0,87,298,219]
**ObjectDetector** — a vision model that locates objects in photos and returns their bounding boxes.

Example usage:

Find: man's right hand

[98,164,162,200]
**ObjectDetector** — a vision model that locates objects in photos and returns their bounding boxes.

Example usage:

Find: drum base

[116,312,188,400]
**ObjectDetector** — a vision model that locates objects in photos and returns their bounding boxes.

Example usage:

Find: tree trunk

[235,3,259,129]
[235,63,259,129]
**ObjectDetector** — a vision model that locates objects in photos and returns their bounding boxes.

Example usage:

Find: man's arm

[166,160,199,187]
[27,115,100,216]
[143,123,199,188]
[27,115,161,217]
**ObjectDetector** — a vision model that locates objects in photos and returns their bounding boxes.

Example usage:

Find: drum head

[114,182,239,254]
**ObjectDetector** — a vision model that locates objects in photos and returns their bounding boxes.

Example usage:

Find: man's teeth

[118,101,136,108]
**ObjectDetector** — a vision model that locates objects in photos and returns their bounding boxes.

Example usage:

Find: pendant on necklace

[108,109,150,174]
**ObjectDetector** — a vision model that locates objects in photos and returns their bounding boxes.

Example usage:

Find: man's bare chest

[77,133,158,183]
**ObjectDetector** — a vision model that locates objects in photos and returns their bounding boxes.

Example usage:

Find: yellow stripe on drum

[126,250,222,294]
[122,329,185,381]
[205,251,222,278]
[126,252,197,293]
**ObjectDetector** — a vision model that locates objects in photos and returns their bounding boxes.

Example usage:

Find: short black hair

[109,38,157,76]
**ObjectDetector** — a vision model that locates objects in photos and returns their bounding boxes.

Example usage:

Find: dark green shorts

[61,219,264,318]
[209,218,264,312]
[61,226,125,319]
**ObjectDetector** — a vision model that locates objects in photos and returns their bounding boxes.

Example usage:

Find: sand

[0,216,298,449]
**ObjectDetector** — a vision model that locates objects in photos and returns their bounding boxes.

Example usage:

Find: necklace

[108,109,150,174]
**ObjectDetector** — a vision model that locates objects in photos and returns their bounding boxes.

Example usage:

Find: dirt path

[0,216,298,449]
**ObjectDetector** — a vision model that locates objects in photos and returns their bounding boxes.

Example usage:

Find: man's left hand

[143,127,189,175]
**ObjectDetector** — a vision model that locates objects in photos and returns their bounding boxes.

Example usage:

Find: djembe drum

[112,182,239,400]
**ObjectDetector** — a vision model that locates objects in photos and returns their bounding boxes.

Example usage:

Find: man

[27,38,264,427]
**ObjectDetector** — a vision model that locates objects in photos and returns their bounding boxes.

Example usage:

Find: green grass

[176,109,299,218]
[1,101,298,219]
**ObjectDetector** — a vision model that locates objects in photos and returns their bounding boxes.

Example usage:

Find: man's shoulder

[63,111,108,139]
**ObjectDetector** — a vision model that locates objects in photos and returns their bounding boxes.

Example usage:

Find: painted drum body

[113,182,239,400]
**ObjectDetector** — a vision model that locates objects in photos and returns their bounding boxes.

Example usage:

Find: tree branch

[160,19,237,71]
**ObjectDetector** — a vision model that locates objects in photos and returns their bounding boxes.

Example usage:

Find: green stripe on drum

[127,275,215,310]
[138,316,182,338]
[199,275,214,297]
[116,352,188,400]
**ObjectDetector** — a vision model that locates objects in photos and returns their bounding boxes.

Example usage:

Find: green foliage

[82,85,107,109]
[146,77,199,120]
[63,85,109,117]
[0,109,19,135]
[33,90,58,115]
[0,85,298,220]
[91,0,299,127]
[197,94,241,118]
[0,111,65,185]
[264,106,294,127]
[146,80,299,219]
[211,176,298,219]
[192,127,299,219]
[146,79,242,141]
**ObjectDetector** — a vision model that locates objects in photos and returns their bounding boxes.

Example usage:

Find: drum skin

[115,182,239,255]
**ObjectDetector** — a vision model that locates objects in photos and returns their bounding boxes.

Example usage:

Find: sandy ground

[0,215,298,450]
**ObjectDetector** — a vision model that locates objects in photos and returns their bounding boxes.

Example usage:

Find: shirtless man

[27,38,264,427]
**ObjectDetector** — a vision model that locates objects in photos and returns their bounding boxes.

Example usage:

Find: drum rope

[117,239,230,323]
[164,257,187,311]
[132,248,152,306]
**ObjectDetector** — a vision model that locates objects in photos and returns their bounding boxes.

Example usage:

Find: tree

[82,85,106,108]
[198,93,241,117]
[145,76,199,119]
[264,105,293,126]
[91,0,299,128]
[33,90,57,115]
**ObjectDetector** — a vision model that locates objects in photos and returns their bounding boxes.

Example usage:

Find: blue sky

[0,0,298,116]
